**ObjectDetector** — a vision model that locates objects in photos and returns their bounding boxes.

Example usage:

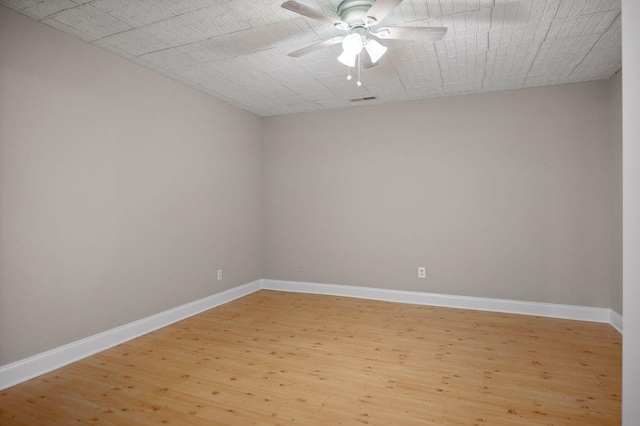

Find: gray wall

[263,81,620,309]
[610,70,623,315]
[0,7,263,366]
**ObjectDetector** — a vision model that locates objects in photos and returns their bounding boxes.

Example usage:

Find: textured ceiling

[2,0,621,116]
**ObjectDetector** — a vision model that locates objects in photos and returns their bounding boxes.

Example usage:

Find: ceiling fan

[281,0,447,85]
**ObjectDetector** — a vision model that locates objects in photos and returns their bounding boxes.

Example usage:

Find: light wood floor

[0,290,621,425]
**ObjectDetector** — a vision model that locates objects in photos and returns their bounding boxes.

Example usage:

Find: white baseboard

[1,278,622,391]
[262,279,619,326]
[0,280,261,391]
[610,309,623,333]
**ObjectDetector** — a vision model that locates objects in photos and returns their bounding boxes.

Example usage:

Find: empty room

[1,0,639,425]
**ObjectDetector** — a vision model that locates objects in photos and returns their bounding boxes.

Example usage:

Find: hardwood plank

[0,290,621,425]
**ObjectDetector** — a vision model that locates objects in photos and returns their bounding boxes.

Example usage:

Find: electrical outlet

[217,269,223,280]
[418,267,426,279]
[299,264,305,273]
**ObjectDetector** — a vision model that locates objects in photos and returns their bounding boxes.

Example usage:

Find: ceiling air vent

[350,96,377,102]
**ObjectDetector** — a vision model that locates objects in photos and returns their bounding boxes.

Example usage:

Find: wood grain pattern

[0,290,621,425]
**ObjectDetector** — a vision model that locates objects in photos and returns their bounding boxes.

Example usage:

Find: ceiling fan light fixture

[282,0,450,87]
[342,33,363,55]
[365,39,387,63]
[338,50,357,67]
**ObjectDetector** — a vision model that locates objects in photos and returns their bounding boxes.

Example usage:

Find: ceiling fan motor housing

[337,0,376,27]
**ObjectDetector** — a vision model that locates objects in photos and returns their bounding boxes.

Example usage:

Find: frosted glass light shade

[342,33,363,55]
[365,39,387,63]
[338,51,357,67]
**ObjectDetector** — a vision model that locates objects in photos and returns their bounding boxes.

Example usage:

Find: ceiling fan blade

[281,1,346,27]
[288,36,344,58]
[375,26,447,42]
[361,51,379,69]
[365,0,403,24]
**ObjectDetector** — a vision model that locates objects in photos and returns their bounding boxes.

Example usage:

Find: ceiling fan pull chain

[347,64,352,81]
[357,53,362,86]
